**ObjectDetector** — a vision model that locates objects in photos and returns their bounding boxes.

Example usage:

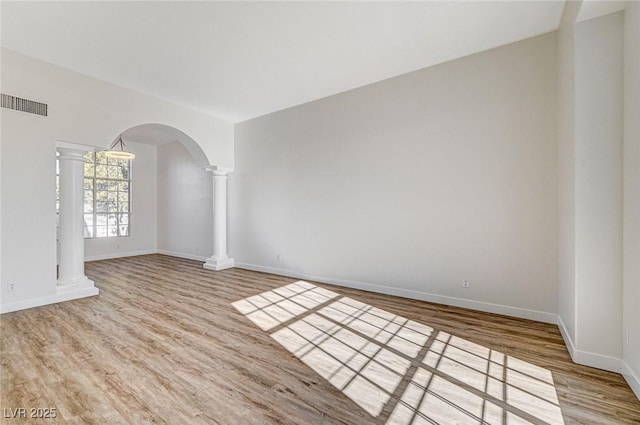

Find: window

[56,151,132,239]
[83,151,131,238]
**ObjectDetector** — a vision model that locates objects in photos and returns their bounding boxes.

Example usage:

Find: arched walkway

[118,123,234,270]
[121,123,210,167]
[55,124,233,302]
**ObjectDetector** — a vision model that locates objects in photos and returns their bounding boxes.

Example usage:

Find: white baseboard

[557,315,577,356]
[241,262,631,379]
[571,347,622,374]
[85,249,156,262]
[557,315,623,373]
[234,262,558,324]
[0,285,99,314]
[85,249,206,263]
[622,361,640,401]
[3,249,204,314]
[157,249,207,262]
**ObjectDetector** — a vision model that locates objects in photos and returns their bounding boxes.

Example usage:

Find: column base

[203,256,235,271]
[56,276,99,300]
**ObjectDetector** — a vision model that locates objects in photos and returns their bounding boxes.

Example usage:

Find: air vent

[1,93,48,116]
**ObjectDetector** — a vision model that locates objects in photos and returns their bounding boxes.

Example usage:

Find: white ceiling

[0,1,619,123]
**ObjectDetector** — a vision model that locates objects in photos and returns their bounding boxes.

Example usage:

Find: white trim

[203,165,233,174]
[3,250,203,314]
[57,275,94,288]
[557,314,622,373]
[203,256,235,271]
[85,249,156,262]
[0,285,98,314]
[557,315,577,357]
[157,249,206,262]
[56,140,96,152]
[234,262,558,324]
[622,361,640,401]
[570,346,622,373]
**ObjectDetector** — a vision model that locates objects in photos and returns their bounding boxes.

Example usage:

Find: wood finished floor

[1,254,639,424]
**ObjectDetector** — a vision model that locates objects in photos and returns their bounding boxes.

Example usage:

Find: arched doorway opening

[117,123,233,270]
[55,123,233,299]
[121,123,210,166]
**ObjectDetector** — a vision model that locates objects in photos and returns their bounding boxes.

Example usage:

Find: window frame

[83,151,132,239]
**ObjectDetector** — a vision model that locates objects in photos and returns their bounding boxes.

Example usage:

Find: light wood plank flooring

[1,254,639,424]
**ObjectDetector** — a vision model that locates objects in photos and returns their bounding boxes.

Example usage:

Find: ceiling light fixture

[104,134,135,159]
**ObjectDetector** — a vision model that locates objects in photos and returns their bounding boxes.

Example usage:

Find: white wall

[1,109,55,307]
[231,33,559,322]
[574,11,624,362]
[556,0,580,357]
[623,1,640,399]
[556,8,629,376]
[0,49,233,167]
[157,142,212,260]
[84,141,158,261]
[0,49,233,313]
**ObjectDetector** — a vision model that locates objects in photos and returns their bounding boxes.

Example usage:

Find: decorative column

[57,143,98,296]
[203,166,235,271]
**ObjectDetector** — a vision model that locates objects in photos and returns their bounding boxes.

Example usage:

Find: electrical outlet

[462,280,470,288]
[7,282,16,292]
[276,254,281,262]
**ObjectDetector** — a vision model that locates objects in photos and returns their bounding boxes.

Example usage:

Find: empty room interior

[1,0,640,424]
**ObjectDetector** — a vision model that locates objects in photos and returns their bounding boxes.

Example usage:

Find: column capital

[205,165,233,177]
[57,141,96,153]
[57,148,86,162]
[57,141,96,162]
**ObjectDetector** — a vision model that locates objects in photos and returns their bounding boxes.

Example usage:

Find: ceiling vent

[1,93,48,116]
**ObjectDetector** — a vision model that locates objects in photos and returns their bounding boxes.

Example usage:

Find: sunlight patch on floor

[231,281,340,331]
[233,282,565,425]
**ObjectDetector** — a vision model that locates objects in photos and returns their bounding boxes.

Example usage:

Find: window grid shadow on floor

[232,282,565,425]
